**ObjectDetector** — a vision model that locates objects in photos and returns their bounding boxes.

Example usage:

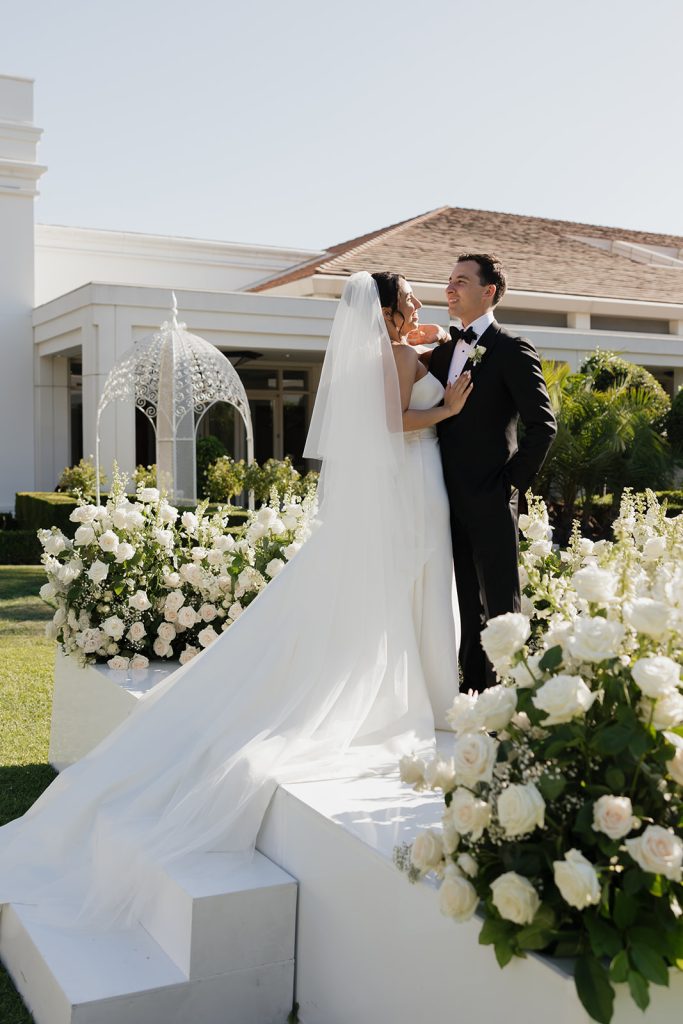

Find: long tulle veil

[0,271,434,925]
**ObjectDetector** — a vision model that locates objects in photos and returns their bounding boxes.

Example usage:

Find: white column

[567,312,591,330]
[0,75,46,510]
[34,352,70,490]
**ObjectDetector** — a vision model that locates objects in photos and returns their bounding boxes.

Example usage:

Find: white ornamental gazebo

[95,295,254,503]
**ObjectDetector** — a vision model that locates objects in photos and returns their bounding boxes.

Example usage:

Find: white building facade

[2,74,683,512]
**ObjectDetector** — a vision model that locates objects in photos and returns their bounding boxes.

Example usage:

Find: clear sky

[3,0,682,250]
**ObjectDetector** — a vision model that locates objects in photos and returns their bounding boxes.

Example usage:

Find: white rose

[158,621,177,643]
[265,557,285,579]
[159,502,178,524]
[165,590,185,614]
[438,869,478,922]
[177,605,199,628]
[475,684,517,731]
[179,644,199,665]
[572,564,617,603]
[69,503,98,523]
[98,530,119,554]
[154,528,175,550]
[128,621,146,643]
[642,536,667,561]
[553,849,601,908]
[43,532,66,556]
[446,692,480,734]
[663,732,683,785]
[129,590,151,612]
[58,558,83,585]
[529,539,552,559]
[102,615,125,640]
[457,853,479,878]
[410,829,444,873]
[126,509,145,530]
[139,487,160,503]
[52,607,66,628]
[77,627,104,653]
[283,542,302,561]
[399,753,427,789]
[87,559,109,584]
[497,783,545,837]
[452,732,498,787]
[448,787,492,841]
[165,609,178,623]
[74,524,96,546]
[624,599,671,640]
[578,538,595,556]
[115,542,136,562]
[181,511,198,534]
[480,613,530,670]
[130,653,149,669]
[39,581,57,601]
[518,514,531,533]
[509,652,543,689]
[198,625,219,648]
[199,603,218,622]
[424,756,457,792]
[644,690,683,731]
[631,656,681,699]
[153,637,172,658]
[490,872,540,925]
[228,601,244,621]
[625,825,683,881]
[111,507,130,530]
[107,655,129,670]
[567,616,624,663]
[532,674,597,725]
[164,571,182,588]
[592,795,638,840]
[180,562,202,585]
[524,518,551,542]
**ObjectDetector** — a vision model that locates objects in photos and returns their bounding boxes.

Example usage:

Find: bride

[0,271,470,926]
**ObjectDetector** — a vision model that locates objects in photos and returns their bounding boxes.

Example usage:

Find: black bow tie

[450,326,478,346]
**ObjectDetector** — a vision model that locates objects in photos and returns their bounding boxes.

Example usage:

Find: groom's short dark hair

[457,253,507,305]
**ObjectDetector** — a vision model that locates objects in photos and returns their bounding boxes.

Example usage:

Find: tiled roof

[249,206,683,304]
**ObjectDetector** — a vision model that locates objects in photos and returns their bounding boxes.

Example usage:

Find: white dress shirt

[447,310,495,383]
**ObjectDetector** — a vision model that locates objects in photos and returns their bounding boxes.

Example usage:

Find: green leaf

[539,645,563,672]
[605,766,625,790]
[622,869,645,896]
[591,725,633,756]
[585,914,622,959]
[479,917,511,946]
[665,921,683,960]
[574,954,615,1024]
[628,926,668,956]
[629,730,653,758]
[494,940,515,967]
[613,890,638,930]
[609,949,630,984]
[630,944,670,987]
[537,772,567,801]
[627,970,650,1011]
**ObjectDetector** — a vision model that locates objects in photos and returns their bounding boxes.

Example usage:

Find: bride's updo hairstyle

[372,271,406,337]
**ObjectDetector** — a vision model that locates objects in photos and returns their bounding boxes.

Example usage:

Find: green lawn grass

[0,565,55,1023]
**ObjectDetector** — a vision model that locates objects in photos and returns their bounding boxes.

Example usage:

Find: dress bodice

[405,371,443,443]
[409,371,444,410]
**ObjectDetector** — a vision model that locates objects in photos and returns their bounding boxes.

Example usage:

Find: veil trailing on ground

[0,272,435,927]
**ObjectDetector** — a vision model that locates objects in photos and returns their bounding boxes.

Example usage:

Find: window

[496,309,568,328]
[69,360,83,465]
[590,315,670,335]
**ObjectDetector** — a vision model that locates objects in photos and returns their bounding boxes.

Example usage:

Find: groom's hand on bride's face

[406,324,449,347]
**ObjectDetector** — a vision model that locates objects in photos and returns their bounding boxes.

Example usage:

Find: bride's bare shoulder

[391,344,419,367]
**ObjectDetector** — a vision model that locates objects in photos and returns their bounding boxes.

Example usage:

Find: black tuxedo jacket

[430,321,557,511]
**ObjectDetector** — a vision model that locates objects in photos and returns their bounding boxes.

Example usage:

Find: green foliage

[0,530,42,565]
[205,456,247,503]
[666,386,683,460]
[245,456,302,503]
[56,457,106,499]
[132,464,157,488]
[537,354,674,536]
[196,435,227,497]
[14,492,79,536]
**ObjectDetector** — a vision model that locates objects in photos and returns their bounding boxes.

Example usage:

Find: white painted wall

[0,75,45,511]
[35,224,321,306]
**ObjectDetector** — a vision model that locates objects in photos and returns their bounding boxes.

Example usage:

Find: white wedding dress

[404,371,460,728]
[0,274,459,929]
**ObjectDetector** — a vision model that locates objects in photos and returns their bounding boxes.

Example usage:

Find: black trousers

[449,486,521,693]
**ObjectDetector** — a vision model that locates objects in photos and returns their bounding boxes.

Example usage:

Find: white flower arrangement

[397,490,683,1024]
[39,471,317,669]
[470,344,486,366]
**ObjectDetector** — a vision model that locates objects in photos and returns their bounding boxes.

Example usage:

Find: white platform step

[256,732,683,1024]
[49,649,178,771]
[0,851,296,1024]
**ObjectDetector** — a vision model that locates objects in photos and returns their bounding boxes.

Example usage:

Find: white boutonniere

[470,345,486,366]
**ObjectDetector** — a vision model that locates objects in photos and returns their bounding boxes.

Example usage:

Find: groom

[429,254,556,692]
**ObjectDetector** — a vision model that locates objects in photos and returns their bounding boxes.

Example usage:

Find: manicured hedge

[15,492,79,536]
[0,530,42,565]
